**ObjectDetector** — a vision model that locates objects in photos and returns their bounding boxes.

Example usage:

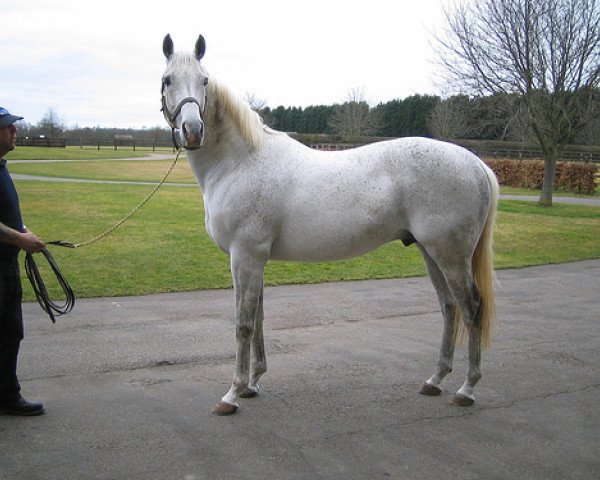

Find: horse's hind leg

[452,285,483,406]
[443,263,484,406]
[417,245,457,396]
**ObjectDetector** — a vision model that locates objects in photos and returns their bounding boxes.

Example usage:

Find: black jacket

[0,158,24,260]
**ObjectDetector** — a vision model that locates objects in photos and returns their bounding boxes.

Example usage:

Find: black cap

[0,107,24,127]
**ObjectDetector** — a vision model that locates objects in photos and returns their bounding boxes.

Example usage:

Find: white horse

[161,34,499,415]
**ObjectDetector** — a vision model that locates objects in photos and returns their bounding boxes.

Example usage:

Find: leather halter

[161,94,206,150]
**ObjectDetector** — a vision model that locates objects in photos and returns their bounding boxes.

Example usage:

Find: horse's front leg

[213,251,266,416]
[240,287,266,398]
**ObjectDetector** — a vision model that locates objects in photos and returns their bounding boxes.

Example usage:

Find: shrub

[484,158,597,194]
[556,162,598,194]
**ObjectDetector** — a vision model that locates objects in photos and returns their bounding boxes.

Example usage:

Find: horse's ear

[195,35,206,61]
[163,34,174,60]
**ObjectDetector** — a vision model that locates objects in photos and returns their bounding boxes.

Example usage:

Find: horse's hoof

[419,383,442,396]
[213,401,239,416]
[451,394,475,407]
[239,387,259,399]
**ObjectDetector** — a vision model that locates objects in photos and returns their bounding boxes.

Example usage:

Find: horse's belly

[270,215,397,262]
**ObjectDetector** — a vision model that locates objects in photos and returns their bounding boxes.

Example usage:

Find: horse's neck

[187,114,253,192]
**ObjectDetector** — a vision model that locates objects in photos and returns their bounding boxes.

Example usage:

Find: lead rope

[25,248,74,324]
[48,149,183,249]
[26,149,183,322]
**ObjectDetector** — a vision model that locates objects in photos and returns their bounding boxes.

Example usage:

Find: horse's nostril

[182,123,191,140]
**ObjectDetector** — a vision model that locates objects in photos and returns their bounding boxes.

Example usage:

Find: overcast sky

[1,0,450,129]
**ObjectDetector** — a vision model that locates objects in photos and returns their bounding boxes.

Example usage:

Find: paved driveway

[1,260,599,480]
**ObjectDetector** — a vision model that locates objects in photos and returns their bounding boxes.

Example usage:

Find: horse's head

[161,34,209,150]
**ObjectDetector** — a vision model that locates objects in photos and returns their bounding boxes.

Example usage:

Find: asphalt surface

[0,260,598,479]
[500,194,600,206]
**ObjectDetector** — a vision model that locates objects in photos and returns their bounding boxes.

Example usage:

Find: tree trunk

[539,149,558,207]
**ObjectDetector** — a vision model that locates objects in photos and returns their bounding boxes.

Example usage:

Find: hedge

[484,158,598,195]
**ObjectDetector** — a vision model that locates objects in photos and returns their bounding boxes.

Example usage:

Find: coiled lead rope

[25,248,74,324]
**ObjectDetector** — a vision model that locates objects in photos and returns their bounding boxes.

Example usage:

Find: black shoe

[0,397,45,416]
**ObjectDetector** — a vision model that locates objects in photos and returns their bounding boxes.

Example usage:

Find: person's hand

[17,231,45,254]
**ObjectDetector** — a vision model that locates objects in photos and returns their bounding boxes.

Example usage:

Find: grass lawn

[14,176,600,301]
[7,146,165,160]
[8,158,196,184]
[494,201,600,267]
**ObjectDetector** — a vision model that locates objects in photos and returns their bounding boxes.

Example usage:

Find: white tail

[456,163,499,349]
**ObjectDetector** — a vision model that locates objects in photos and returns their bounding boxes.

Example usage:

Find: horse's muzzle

[182,120,204,149]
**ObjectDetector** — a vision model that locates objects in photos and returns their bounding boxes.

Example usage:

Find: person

[0,106,46,416]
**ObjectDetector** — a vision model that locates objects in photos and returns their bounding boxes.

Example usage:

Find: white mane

[208,78,266,149]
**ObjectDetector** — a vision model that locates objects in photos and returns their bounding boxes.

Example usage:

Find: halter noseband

[161,95,206,150]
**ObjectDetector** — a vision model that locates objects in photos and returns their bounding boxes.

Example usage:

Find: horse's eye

[203,77,209,87]
[162,76,172,88]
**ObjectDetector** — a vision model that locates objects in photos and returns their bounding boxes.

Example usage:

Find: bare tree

[244,92,267,112]
[436,0,600,205]
[37,107,65,137]
[576,116,600,145]
[329,87,379,139]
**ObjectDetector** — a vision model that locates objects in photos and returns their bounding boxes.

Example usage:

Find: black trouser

[0,257,24,402]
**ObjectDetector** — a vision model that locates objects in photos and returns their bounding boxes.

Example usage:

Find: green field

[8,152,600,301]
[8,146,161,160]
[9,158,196,184]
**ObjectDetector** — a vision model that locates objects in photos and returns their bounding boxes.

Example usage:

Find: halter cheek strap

[161,95,207,150]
